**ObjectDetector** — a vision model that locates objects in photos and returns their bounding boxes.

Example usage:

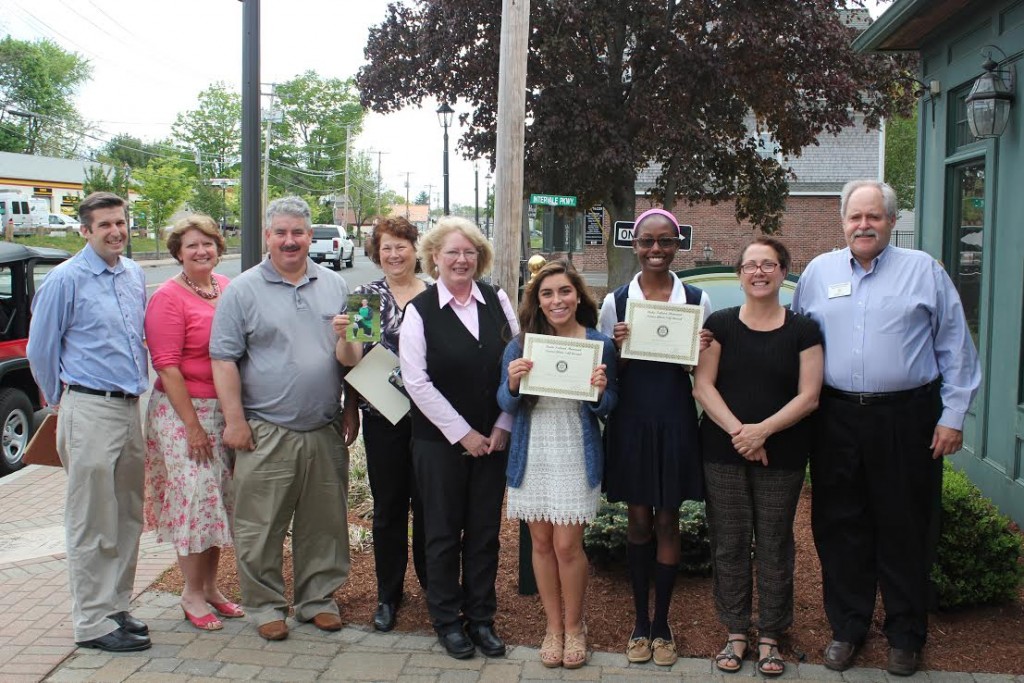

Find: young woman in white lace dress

[498,261,618,669]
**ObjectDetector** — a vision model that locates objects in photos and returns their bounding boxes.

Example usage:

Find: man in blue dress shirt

[27,192,151,653]
[792,180,980,677]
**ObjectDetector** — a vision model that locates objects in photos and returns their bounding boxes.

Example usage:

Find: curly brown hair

[166,214,226,263]
[517,260,598,343]
[366,215,419,266]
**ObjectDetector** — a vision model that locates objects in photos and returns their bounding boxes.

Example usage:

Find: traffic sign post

[613,221,693,250]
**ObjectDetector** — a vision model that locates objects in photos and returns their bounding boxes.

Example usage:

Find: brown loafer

[887,647,919,677]
[257,619,289,641]
[312,612,342,632]
[823,640,857,671]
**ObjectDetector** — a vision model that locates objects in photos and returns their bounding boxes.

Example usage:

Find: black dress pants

[810,387,942,651]
[412,438,507,633]
[362,411,427,605]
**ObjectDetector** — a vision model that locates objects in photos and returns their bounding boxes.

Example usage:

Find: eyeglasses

[441,249,479,261]
[739,261,779,274]
[634,237,679,249]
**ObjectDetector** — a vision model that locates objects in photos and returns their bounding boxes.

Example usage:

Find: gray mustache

[852,230,878,238]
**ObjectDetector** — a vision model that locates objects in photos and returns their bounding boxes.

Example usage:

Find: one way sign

[613,221,693,251]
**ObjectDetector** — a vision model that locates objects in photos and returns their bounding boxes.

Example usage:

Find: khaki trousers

[55,388,145,642]
[231,418,350,626]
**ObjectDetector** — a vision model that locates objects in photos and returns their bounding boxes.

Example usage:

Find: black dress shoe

[887,647,920,676]
[110,611,149,636]
[467,623,506,657]
[373,602,397,632]
[438,628,475,659]
[76,627,151,652]
[823,640,857,671]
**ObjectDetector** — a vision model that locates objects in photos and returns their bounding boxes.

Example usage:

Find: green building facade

[856,0,1024,524]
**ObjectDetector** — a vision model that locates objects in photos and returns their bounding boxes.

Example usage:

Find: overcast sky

[1,0,894,209]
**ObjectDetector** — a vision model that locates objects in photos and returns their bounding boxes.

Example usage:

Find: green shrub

[583,497,711,575]
[931,462,1024,609]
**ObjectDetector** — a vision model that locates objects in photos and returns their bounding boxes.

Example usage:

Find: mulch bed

[152,486,1024,674]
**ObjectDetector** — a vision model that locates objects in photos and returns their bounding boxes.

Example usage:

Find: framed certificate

[621,299,702,365]
[519,333,603,402]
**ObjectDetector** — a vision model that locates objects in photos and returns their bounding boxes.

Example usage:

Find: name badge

[827,282,852,299]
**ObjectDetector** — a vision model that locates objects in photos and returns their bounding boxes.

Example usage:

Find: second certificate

[621,299,702,365]
[519,333,603,402]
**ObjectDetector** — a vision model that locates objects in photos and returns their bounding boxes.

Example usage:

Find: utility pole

[404,172,411,218]
[493,0,531,305]
[425,183,434,215]
[261,83,279,238]
[342,123,351,228]
[376,151,383,218]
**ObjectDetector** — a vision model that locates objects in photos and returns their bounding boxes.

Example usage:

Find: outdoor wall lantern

[965,47,1016,139]
[702,243,713,261]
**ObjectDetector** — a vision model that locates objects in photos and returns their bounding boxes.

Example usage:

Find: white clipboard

[345,344,410,425]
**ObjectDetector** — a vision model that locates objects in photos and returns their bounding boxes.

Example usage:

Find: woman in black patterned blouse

[338,216,428,632]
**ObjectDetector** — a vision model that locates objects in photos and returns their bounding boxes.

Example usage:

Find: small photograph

[346,293,381,343]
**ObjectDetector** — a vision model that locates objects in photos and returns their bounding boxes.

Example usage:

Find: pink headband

[634,208,680,236]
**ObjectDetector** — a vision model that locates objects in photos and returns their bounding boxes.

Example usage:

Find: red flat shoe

[209,601,245,619]
[182,607,223,631]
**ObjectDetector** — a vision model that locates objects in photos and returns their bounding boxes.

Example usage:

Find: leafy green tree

[133,158,191,238]
[82,164,134,202]
[96,134,168,170]
[267,71,364,201]
[885,110,917,212]
[171,83,241,178]
[0,37,92,156]
[358,0,915,287]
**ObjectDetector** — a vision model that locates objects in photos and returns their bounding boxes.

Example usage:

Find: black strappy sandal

[757,639,785,678]
[714,637,747,673]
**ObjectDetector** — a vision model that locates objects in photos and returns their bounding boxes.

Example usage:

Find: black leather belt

[822,380,938,406]
[67,384,138,400]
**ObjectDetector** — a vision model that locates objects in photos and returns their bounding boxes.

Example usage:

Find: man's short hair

[265,196,312,230]
[79,192,127,229]
[840,180,898,221]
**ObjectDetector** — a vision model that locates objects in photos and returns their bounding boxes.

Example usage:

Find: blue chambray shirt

[27,243,148,406]
[792,245,980,431]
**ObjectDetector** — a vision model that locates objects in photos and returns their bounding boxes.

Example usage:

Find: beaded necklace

[180,271,220,300]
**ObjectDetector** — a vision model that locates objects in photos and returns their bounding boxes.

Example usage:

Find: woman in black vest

[398,217,519,660]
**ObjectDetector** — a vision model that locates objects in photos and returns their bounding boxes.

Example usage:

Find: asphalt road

[142,248,382,292]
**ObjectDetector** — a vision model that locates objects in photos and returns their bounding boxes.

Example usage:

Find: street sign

[530,193,577,207]
[613,221,693,251]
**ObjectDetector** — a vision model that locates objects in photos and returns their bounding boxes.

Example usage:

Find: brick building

[538,112,891,278]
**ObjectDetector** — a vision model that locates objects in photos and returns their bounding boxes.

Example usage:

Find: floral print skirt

[144,390,234,555]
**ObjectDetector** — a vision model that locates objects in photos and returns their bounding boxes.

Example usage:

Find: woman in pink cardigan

[143,214,241,631]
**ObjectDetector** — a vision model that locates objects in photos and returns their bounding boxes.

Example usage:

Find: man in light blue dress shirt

[792,180,980,677]
[27,192,151,653]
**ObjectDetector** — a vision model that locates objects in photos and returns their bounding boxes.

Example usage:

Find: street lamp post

[436,102,454,216]
[474,163,479,228]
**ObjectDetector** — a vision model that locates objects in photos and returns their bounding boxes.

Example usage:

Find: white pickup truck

[309,224,355,270]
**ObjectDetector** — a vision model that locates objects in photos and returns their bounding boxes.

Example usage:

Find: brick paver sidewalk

[3,465,1021,683]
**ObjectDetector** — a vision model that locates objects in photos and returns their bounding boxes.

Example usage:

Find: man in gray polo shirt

[211,196,351,641]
